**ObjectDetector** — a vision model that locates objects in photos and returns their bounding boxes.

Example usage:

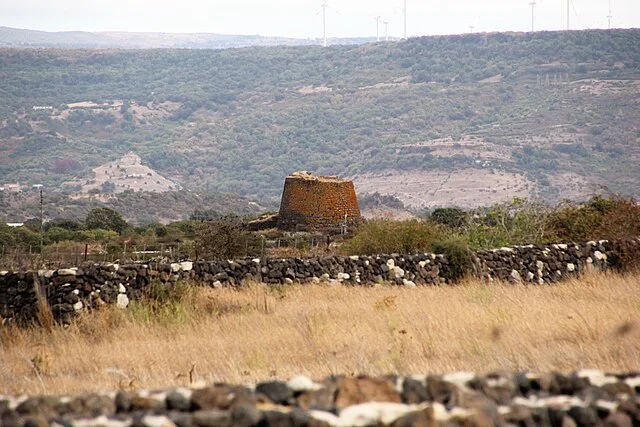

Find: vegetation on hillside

[0,29,639,210]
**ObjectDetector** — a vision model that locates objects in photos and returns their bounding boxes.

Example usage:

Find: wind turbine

[530,1,536,31]
[375,16,382,41]
[321,0,328,47]
[468,17,479,33]
[403,0,407,39]
[383,20,390,41]
[607,0,612,29]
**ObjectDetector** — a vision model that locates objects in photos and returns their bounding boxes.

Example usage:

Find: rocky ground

[1,370,639,426]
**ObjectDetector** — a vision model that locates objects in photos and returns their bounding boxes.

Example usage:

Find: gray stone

[255,381,293,405]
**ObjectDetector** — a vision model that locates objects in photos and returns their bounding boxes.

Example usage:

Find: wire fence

[0,236,334,270]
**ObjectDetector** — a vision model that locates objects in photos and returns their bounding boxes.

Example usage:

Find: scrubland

[1,271,638,396]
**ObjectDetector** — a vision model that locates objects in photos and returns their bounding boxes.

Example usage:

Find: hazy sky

[1,0,638,39]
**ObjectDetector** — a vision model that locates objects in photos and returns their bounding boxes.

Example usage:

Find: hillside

[1,29,639,222]
[0,26,377,49]
[0,187,267,226]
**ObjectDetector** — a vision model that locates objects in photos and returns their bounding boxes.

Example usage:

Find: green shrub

[341,219,444,255]
[195,218,261,260]
[546,195,640,241]
[432,237,473,281]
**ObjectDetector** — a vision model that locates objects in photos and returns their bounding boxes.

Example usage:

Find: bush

[547,195,640,241]
[341,219,444,255]
[430,207,468,228]
[432,237,473,281]
[195,218,261,260]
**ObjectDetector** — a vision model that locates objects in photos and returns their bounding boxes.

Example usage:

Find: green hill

[1,29,639,222]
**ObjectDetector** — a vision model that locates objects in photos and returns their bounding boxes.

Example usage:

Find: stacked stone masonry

[277,171,362,230]
[1,238,639,324]
[1,370,639,426]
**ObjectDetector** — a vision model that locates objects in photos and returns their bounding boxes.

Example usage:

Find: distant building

[3,183,21,192]
[32,106,53,110]
[6,223,24,228]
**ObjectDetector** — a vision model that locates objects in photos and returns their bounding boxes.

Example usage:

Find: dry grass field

[1,272,639,396]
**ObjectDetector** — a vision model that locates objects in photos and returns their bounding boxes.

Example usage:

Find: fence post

[84,244,88,262]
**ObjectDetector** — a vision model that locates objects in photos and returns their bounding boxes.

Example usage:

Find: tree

[195,218,259,260]
[85,207,129,234]
[101,181,116,194]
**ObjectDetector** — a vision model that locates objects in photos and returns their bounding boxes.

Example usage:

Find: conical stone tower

[277,171,362,230]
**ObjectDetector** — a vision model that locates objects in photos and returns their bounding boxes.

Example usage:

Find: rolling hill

[0,26,377,49]
[1,29,639,223]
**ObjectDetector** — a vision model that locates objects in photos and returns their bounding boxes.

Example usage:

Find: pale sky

[1,0,638,39]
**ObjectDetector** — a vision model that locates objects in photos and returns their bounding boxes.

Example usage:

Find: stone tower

[277,171,362,230]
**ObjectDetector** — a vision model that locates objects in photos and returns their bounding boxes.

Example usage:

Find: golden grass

[1,271,639,396]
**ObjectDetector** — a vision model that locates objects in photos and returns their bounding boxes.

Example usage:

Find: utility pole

[403,0,407,39]
[375,16,382,41]
[321,0,328,47]
[530,1,536,31]
[39,187,43,254]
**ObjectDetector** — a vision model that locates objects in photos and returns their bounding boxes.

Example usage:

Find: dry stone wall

[1,238,639,324]
[1,370,639,426]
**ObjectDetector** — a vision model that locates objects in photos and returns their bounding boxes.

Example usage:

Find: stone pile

[1,370,638,426]
[1,238,639,324]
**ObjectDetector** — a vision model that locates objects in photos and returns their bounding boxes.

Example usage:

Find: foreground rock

[1,370,639,426]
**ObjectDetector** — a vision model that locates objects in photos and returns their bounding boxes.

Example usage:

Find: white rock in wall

[392,267,405,279]
[510,270,522,282]
[567,263,576,272]
[338,402,427,427]
[287,375,322,392]
[386,259,395,269]
[116,293,129,309]
[73,301,84,312]
[170,263,181,273]
[72,415,131,427]
[402,279,416,287]
[141,415,176,427]
[594,251,607,261]
[57,268,77,276]
[337,272,350,281]
[180,261,193,271]
[118,283,126,294]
